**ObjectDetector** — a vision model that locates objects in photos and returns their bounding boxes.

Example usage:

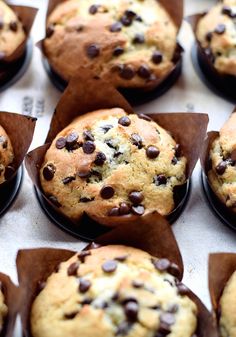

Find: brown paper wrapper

[208,253,236,333]
[0,273,19,337]
[25,74,208,226]
[0,112,36,192]
[16,215,217,337]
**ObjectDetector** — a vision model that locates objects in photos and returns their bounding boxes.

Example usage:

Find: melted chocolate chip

[0,19,3,30]
[132,280,144,288]
[78,250,91,263]
[83,130,94,141]
[64,311,79,319]
[154,174,167,186]
[67,262,79,276]
[101,124,113,133]
[118,116,131,126]
[77,169,91,178]
[206,32,213,42]
[108,207,120,216]
[215,161,227,175]
[113,46,124,57]
[100,185,115,199]
[214,24,226,35]
[167,304,179,314]
[129,191,144,205]
[102,260,117,273]
[138,65,151,79]
[124,301,139,321]
[83,141,96,154]
[131,205,145,216]
[152,51,163,64]
[222,5,232,16]
[9,21,17,32]
[119,202,130,215]
[119,65,135,80]
[146,146,160,159]
[94,152,106,166]
[130,133,143,148]
[87,44,100,58]
[81,298,93,305]
[89,4,99,14]
[80,197,95,203]
[110,22,122,32]
[79,278,91,293]
[46,24,54,38]
[133,33,145,44]
[105,139,117,149]
[152,258,170,272]
[62,176,75,184]
[115,255,128,262]
[56,137,66,149]
[48,195,61,208]
[138,113,152,122]
[43,164,56,181]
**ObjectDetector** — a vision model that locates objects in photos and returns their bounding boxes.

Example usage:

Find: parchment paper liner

[16,213,216,337]
[0,273,19,337]
[209,253,236,333]
[37,0,183,92]
[0,112,36,201]
[25,73,208,227]
[187,13,236,89]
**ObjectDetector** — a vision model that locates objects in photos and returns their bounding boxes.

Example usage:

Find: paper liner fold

[0,273,19,337]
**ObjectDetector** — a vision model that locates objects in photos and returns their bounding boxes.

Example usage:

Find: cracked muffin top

[43,0,178,89]
[0,124,14,185]
[40,109,186,225]
[31,245,197,337]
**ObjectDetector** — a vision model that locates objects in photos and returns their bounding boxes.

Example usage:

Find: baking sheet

[0,0,235,336]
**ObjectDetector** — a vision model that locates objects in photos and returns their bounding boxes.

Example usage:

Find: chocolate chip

[80,197,94,203]
[125,9,136,18]
[82,141,96,154]
[119,202,130,215]
[48,195,61,208]
[89,4,99,14]
[138,113,152,122]
[105,139,117,149]
[152,51,163,64]
[101,124,113,133]
[130,133,143,148]
[64,311,79,319]
[102,260,117,273]
[156,323,171,336]
[133,33,145,44]
[222,5,232,16]
[46,24,54,38]
[135,15,142,22]
[66,132,78,148]
[77,169,91,178]
[100,185,115,199]
[78,250,91,263]
[116,322,133,336]
[215,161,227,175]
[119,65,135,80]
[115,255,128,262]
[152,258,170,272]
[87,44,100,58]
[172,157,178,165]
[129,191,144,205]
[160,312,175,326]
[206,32,213,42]
[77,25,83,32]
[0,51,5,61]
[62,176,75,184]
[0,136,7,148]
[124,301,139,321]
[113,46,124,56]
[0,19,3,30]
[146,146,160,159]
[131,205,145,216]
[215,24,226,34]
[118,116,131,126]
[79,278,91,293]
[9,21,17,32]
[94,152,106,166]
[176,282,189,295]
[167,304,179,313]
[43,164,56,181]
[137,65,151,79]
[108,207,120,216]
[83,130,94,141]
[154,174,167,186]
[120,15,132,26]
[4,166,15,180]
[81,298,93,305]
[56,137,66,149]
[67,262,79,276]
[110,22,122,32]
[132,280,144,288]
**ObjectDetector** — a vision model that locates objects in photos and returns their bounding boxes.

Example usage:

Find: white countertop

[0,1,235,335]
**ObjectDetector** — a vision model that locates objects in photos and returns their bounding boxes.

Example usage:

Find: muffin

[0,283,8,333]
[0,124,14,184]
[31,245,197,337]
[219,270,236,337]
[43,0,179,89]
[40,109,187,223]
[196,0,236,76]
[208,113,236,211]
[0,0,26,61]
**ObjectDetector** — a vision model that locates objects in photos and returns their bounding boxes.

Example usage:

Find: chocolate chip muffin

[40,109,186,224]
[43,0,178,89]
[0,0,26,61]
[208,113,236,211]
[196,0,236,76]
[31,245,197,337]
[0,124,14,184]
[0,283,7,333]
[219,270,236,337]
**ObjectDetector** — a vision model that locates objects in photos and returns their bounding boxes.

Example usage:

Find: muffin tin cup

[0,4,37,89]
[16,215,217,337]
[0,273,19,337]
[209,253,236,334]
[25,73,208,231]
[0,112,36,215]
[200,130,236,230]
[187,14,236,104]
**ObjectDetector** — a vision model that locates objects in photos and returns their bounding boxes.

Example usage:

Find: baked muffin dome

[31,245,197,337]
[0,124,14,184]
[219,270,236,337]
[44,0,178,88]
[0,284,7,333]
[0,0,25,60]
[40,109,186,223]
[208,113,236,211]
[196,0,236,76]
